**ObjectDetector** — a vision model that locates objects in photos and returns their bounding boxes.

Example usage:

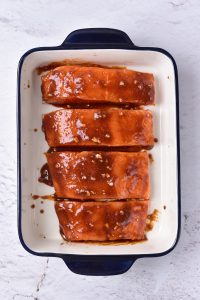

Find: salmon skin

[43,108,154,148]
[55,199,149,241]
[41,66,154,105]
[46,151,150,200]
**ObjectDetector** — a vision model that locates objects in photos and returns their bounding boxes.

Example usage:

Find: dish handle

[61,28,135,49]
[62,256,137,276]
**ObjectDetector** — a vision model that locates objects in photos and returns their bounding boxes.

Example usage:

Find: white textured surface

[0,0,199,299]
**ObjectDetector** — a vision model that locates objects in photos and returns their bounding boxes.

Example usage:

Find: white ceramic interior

[19,49,178,255]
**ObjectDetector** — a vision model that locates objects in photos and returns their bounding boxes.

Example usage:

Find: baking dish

[17,28,181,276]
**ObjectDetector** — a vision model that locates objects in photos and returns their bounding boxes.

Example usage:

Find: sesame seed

[92,137,101,144]
[107,181,114,186]
[95,153,102,159]
[73,137,79,143]
[105,133,111,138]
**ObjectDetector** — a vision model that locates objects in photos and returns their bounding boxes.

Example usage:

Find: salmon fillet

[41,66,154,105]
[43,108,154,148]
[55,200,149,241]
[46,151,150,200]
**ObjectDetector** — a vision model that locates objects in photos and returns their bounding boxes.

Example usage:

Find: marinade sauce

[38,163,53,187]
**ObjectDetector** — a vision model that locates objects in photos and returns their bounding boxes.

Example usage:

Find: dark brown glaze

[38,163,53,186]
[55,200,149,241]
[37,59,126,75]
[48,103,145,109]
[82,238,147,245]
[41,66,154,105]
[45,151,150,200]
[145,209,159,231]
[148,153,154,163]
[42,108,154,148]
[47,145,153,153]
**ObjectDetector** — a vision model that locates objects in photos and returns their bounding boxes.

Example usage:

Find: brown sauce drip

[31,204,35,209]
[163,205,166,210]
[37,59,126,75]
[38,163,53,186]
[148,153,154,163]
[145,209,159,232]
[31,194,55,200]
[40,209,44,214]
[154,137,158,143]
[60,227,67,241]
[34,128,38,132]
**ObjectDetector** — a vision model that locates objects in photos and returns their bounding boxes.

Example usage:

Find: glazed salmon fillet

[46,151,150,200]
[41,66,154,105]
[55,200,149,241]
[43,108,154,148]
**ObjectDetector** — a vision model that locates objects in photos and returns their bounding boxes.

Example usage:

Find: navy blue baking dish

[17,28,181,275]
